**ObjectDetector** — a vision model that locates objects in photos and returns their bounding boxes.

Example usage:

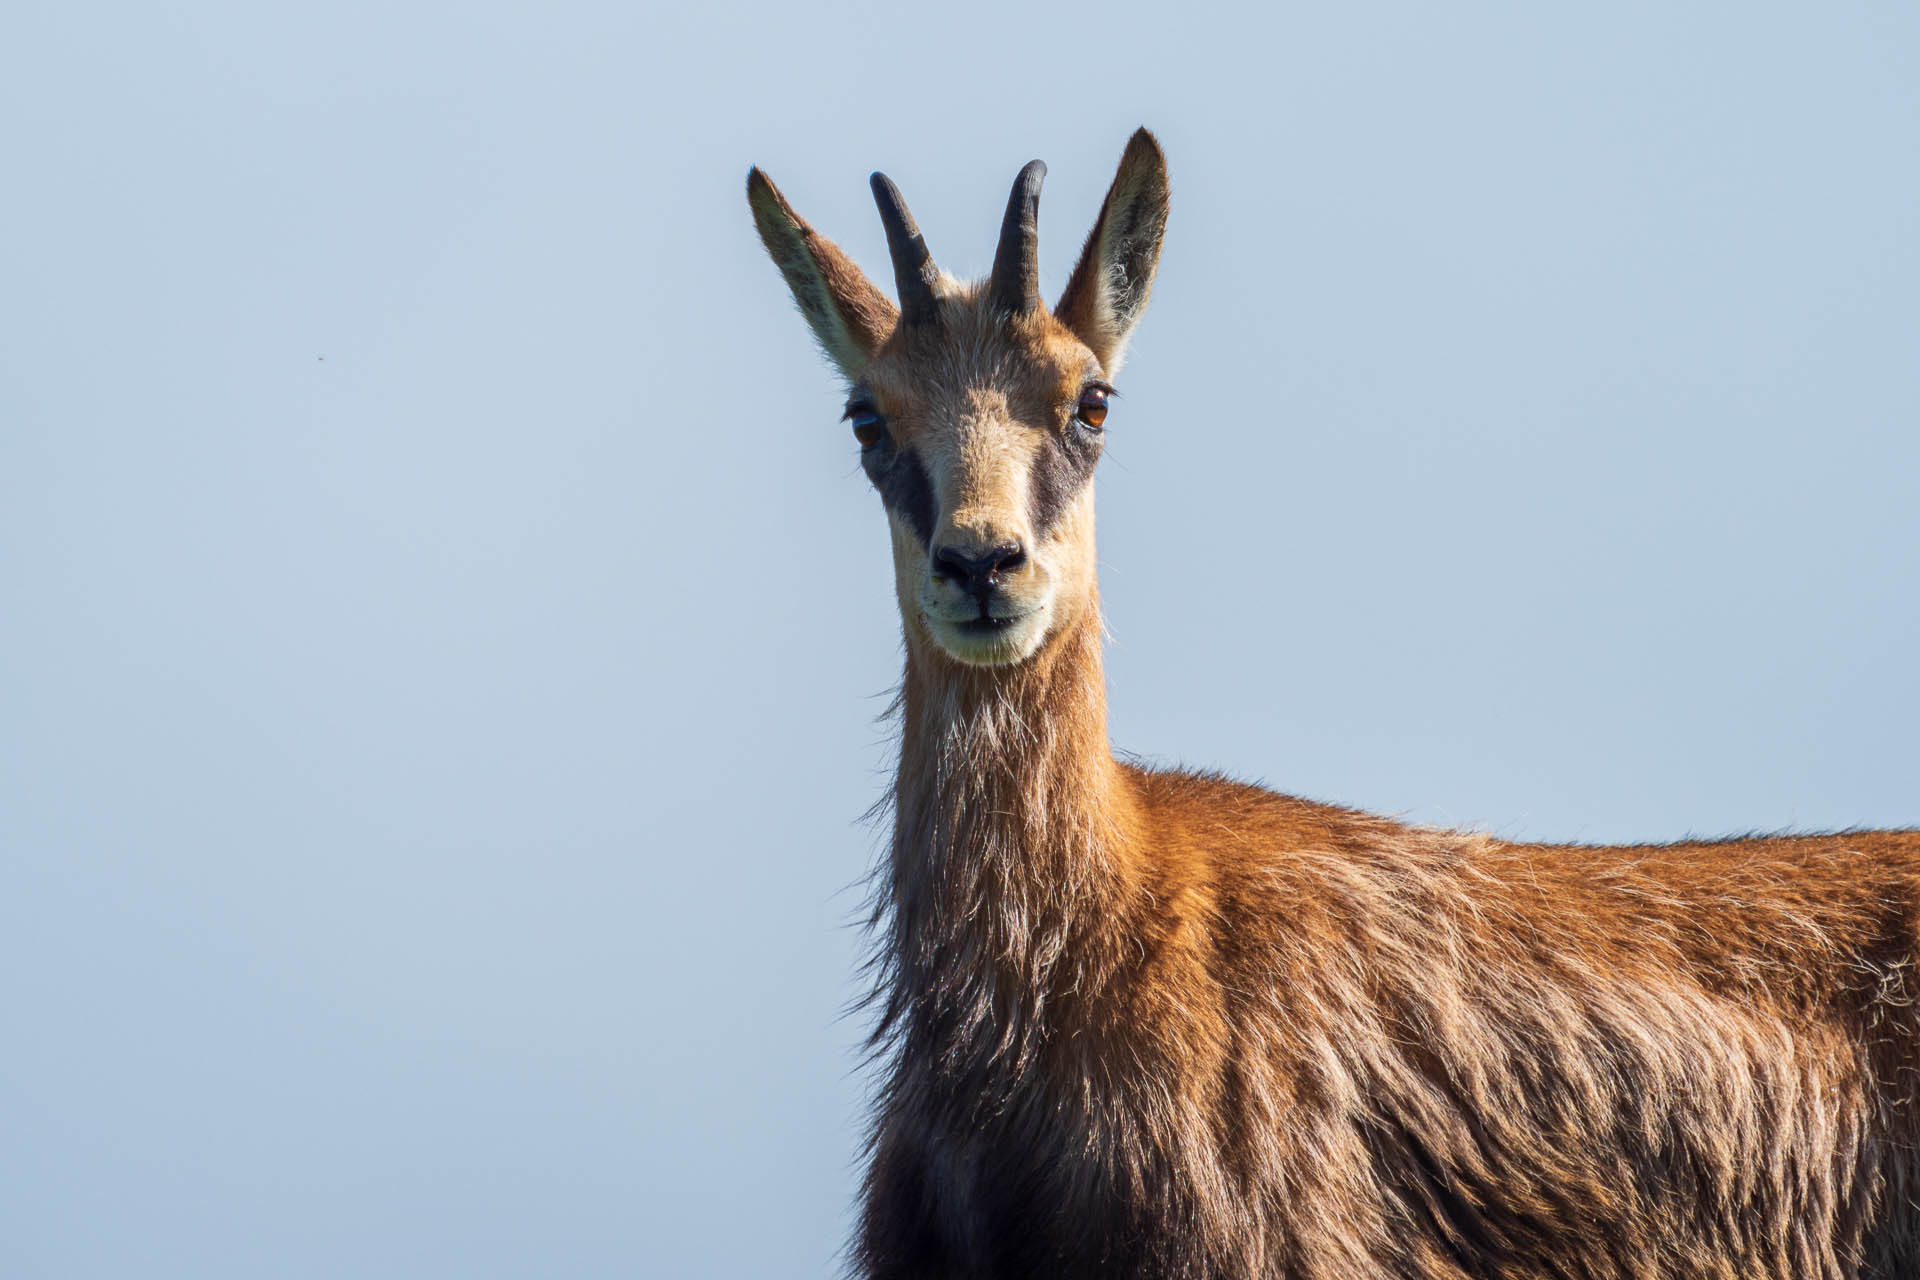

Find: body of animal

[746,129,1920,1279]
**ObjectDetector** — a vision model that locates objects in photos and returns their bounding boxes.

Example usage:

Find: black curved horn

[989,160,1047,316]
[870,172,940,326]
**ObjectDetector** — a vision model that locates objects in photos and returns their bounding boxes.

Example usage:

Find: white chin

[926,611,1049,666]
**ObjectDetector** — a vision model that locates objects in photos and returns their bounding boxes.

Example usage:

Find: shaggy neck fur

[876,595,1144,1101]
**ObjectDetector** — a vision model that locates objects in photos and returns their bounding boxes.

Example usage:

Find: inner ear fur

[747,168,897,379]
[1055,129,1170,374]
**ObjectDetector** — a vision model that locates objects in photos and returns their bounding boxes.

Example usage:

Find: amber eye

[1075,386,1111,431]
[848,405,886,448]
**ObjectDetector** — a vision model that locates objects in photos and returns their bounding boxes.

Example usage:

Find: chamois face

[748,130,1169,668]
[853,295,1108,665]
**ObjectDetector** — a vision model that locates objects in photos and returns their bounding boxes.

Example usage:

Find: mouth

[919,593,1050,666]
[956,612,1025,636]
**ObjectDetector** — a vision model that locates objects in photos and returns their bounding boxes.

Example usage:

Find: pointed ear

[1055,129,1170,375]
[747,168,897,379]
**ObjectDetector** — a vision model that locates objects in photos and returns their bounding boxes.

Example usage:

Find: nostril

[932,543,1026,596]
[932,545,975,585]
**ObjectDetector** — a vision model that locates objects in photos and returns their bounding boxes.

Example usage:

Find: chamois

[747,130,1920,1279]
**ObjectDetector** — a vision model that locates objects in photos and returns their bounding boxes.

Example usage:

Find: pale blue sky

[3,2,1916,1276]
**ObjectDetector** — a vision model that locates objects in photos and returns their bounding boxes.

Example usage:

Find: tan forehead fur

[859,284,1100,438]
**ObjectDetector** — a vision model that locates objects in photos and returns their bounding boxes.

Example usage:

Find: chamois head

[748,130,1169,666]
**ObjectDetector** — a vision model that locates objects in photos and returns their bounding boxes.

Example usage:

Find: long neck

[877,598,1144,1084]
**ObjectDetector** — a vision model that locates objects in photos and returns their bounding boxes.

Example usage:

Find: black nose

[932,543,1027,600]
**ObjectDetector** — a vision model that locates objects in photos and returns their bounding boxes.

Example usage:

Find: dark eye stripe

[1028,429,1101,538]
[866,444,936,548]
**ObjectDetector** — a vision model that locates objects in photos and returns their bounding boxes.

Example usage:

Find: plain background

[3,2,1915,1275]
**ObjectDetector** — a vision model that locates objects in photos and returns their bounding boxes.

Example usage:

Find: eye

[1075,385,1112,431]
[847,404,886,448]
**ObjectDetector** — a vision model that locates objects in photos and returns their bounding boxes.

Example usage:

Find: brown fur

[748,132,1920,1278]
